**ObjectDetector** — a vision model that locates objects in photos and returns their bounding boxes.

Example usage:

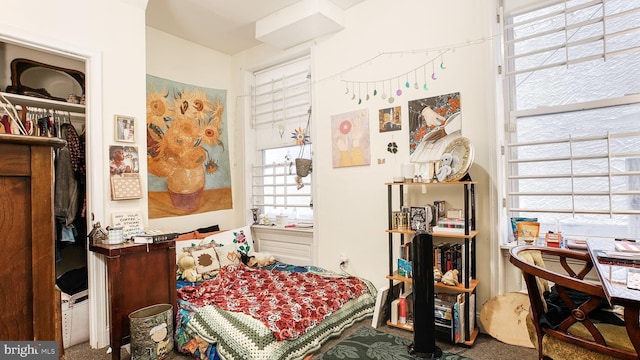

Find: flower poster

[146,75,232,218]
[331,109,370,168]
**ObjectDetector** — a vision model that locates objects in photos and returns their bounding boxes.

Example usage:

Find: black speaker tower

[408,232,442,359]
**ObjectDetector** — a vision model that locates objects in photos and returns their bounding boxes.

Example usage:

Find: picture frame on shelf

[114,114,135,143]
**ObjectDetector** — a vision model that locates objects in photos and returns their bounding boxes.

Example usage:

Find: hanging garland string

[341,49,450,102]
[237,36,495,100]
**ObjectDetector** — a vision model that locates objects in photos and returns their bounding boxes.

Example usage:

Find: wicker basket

[295,158,312,177]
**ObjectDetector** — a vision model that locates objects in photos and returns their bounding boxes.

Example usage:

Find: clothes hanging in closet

[55,123,79,227]
[54,122,86,245]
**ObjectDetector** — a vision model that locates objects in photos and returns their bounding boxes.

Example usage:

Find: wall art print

[408,92,461,155]
[109,145,142,200]
[146,75,232,218]
[331,109,371,168]
[379,106,401,133]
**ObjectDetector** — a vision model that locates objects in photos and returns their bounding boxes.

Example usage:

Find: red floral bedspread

[177,264,368,341]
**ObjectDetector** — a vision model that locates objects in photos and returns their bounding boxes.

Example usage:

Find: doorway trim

[0,27,109,348]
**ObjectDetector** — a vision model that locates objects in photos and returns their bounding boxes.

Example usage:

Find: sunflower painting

[146,75,232,218]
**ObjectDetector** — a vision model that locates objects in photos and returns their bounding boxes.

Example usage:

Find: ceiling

[145,0,366,55]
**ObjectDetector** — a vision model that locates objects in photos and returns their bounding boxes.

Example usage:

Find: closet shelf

[1,91,85,114]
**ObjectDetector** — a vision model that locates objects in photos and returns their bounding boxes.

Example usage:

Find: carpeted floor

[63,318,537,360]
[314,327,472,360]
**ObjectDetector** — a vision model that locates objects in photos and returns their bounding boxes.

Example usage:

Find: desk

[586,240,640,355]
[90,241,176,360]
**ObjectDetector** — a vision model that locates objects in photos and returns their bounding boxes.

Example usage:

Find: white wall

[0,0,148,226]
[311,0,499,311]
[233,0,502,313]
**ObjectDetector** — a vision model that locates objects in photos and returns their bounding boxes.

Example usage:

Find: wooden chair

[509,245,638,360]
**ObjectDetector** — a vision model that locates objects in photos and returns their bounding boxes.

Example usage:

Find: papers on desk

[606,251,640,259]
[614,242,640,253]
[628,269,640,291]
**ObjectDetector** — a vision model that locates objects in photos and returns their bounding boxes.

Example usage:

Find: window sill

[250,224,313,234]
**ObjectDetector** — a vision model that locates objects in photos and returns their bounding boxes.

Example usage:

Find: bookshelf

[384,181,479,346]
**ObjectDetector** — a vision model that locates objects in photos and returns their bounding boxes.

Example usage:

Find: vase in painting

[167,164,205,212]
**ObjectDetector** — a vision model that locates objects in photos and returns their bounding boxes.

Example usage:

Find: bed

[173,226,377,360]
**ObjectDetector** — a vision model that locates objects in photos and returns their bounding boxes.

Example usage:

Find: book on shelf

[397,258,412,278]
[469,293,476,337]
[390,299,400,325]
[456,293,475,343]
[436,217,465,228]
[453,295,461,343]
[133,229,178,244]
[405,288,414,327]
[432,226,466,235]
[400,242,411,261]
[434,242,472,283]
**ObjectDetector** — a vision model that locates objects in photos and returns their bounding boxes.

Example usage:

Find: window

[250,56,313,224]
[502,0,640,242]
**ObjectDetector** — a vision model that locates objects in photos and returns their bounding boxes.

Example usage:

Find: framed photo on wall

[114,115,135,143]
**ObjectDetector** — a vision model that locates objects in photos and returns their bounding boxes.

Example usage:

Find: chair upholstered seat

[526,313,634,360]
[510,246,638,360]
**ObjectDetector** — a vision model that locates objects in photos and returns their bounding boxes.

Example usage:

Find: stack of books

[433,292,475,344]
[132,229,178,244]
[432,217,467,235]
[434,243,470,283]
[596,241,640,267]
[397,242,413,278]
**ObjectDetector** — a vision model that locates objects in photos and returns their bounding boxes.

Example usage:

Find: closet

[0,41,88,345]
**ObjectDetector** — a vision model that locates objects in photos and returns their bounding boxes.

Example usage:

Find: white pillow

[203,226,254,256]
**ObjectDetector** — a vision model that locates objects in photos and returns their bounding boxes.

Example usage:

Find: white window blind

[502,0,640,240]
[504,0,640,78]
[251,56,313,223]
[252,56,311,150]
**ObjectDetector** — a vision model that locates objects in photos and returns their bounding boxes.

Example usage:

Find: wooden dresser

[0,134,66,341]
[89,241,177,360]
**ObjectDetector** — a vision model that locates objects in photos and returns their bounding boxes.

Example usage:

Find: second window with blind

[250,56,313,226]
[502,0,640,242]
